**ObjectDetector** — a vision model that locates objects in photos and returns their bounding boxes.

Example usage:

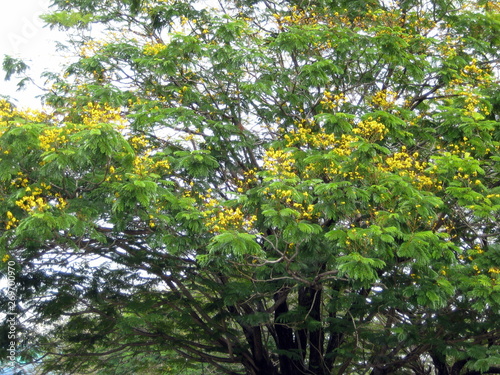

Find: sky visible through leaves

[0,0,66,108]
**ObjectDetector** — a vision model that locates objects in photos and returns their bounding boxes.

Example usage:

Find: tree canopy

[1,0,500,374]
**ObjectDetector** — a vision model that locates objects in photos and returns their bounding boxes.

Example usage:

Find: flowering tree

[1,0,500,374]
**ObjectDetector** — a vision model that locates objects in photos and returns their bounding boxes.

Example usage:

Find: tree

[1,0,500,374]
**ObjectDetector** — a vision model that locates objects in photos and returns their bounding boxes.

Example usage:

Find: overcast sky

[0,0,66,108]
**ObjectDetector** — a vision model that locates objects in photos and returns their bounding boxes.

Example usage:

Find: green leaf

[204,231,263,263]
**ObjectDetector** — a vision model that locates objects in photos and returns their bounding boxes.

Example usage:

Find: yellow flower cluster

[143,42,168,56]
[332,134,359,157]
[439,34,461,54]
[148,214,156,228]
[385,149,420,170]
[5,211,18,230]
[204,207,257,233]
[15,186,50,213]
[459,244,484,261]
[80,40,106,58]
[260,186,317,221]
[11,172,29,188]
[105,165,122,182]
[381,147,436,189]
[82,102,125,128]
[55,193,68,209]
[320,161,364,181]
[272,6,317,27]
[272,5,355,32]
[11,183,68,220]
[35,102,125,156]
[320,91,345,111]
[462,92,484,116]
[442,86,487,117]
[444,71,490,117]
[0,99,12,117]
[452,166,481,186]
[473,244,484,254]
[486,193,500,199]
[284,121,336,149]
[297,203,316,220]
[39,127,66,152]
[244,168,258,183]
[286,129,360,180]
[264,187,293,202]
[263,147,297,179]
[370,90,398,109]
[202,196,256,233]
[129,135,149,150]
[132,155,153,176]
[473,264,481,274]
[438,142,465,156]
[0,99,48,128]
[283,120,359,157]
[461,59,491,85]
[153,159,171,171]
[352,118,388,142]
[131,152,170,177]
[236,168,259,193]
[374,9,435,31]
[22,108,48,123]
[481,1,500,11]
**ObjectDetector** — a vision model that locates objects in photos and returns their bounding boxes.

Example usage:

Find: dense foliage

[1,0,500,374]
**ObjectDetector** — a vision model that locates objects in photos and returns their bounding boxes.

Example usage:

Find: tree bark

[274,289,306,375]
[298,284,325,375]
[430,350,450,375]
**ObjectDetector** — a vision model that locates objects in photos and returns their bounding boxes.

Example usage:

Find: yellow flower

[143,42,167,56]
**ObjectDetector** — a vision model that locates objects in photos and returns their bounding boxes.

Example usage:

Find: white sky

[0,1,67,289]
[0,0,66,108]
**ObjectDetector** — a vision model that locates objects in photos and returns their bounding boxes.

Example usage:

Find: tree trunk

[430,350,450,375]
[298,284,325,375]
[274,289,307,375]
